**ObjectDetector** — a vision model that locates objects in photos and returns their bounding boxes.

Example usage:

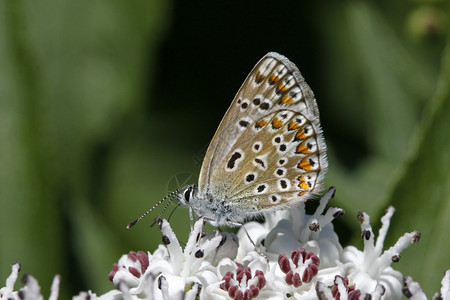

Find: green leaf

[386,34,450,296]
[323,2,437,219]
[0,0,171,297]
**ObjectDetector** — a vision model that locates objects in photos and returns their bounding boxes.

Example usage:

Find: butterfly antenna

[126,188,181,229]
[149,197,175,227]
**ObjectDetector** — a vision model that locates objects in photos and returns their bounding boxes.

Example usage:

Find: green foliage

[0,0,448,298]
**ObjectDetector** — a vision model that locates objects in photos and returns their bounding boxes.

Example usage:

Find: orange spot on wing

[288,121,300,130]
[277,83,288,93]
[272,118,283,129]
[296,129,307,140]
[298,158,312,171]
[299,182,309,190]
[298,191,307,196]
[281,95,293,104]
[269,75,280,84]
[255,72,264,83]
[296,142,309,154]
[297,175,309,189]
[255,120,268,128]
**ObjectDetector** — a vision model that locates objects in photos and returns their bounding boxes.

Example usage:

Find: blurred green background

[0,0,449,298]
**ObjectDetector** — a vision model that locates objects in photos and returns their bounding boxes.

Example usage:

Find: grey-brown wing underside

[197,52,326,210]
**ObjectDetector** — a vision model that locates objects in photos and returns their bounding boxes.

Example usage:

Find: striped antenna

[149,197,175,227]
[126,188,181,229]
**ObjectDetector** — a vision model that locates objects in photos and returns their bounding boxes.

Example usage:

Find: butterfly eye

[184,187,192,203]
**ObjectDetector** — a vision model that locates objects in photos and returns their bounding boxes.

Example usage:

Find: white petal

[441,270,450,300]
[49,274,61,300]
[158,219,183,273]
[403,276,427,300]
[2,262,20,298]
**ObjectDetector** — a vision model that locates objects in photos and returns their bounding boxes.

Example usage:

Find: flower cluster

[278,249,320,288]
[219,264,266,299]
[1,187,449,299]
[0,263,62,300]
[99,187,448,299]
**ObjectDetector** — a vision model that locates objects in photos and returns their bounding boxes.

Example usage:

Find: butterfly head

[176,184,197,207]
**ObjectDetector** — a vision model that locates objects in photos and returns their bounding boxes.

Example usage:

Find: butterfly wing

[198,52,327,213]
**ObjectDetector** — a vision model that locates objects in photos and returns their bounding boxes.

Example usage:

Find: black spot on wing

[227,152,242,169]
[246,174,255,183]
[239,120,249,128]
[254,158,265,168]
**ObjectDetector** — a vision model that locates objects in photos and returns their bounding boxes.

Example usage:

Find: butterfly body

[177,184,250,227]
[176,52,328,228]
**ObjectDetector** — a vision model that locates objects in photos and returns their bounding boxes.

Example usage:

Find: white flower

[402,269,450,300]
[204,253,282,299]
[0,262,61,300]
[443,270,450,300]
[341,206,421,300]
[233,187,345,299]
[104,187,425,299]
[4,187,448,300]
[73,290,123,300]
[237,187,343,270]
[272,248,325,299]
[315,275,386,300]
[0,262,20,299]
[109,250,150,290]
[108,218,238,299]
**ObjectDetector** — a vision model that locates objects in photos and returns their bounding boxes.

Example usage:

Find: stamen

[220,265,266,299]
[278,248,320,287]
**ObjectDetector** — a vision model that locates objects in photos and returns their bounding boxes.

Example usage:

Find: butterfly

[128,52,327,229]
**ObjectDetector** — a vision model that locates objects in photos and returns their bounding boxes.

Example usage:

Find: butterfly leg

[228,221,269,263]
[189,207,194,231]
